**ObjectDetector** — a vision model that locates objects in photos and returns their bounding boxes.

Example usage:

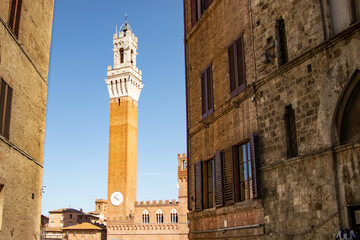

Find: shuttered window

[284,105,298,158]
[223,146,234,205]
[0,79,13,140]
[233,134,258,202]
[275,19,288,67]
[201,64,213,118]
[8,0,22,38]
[213,151,224,207]
[190,0,215,25]
[228,34,246,97]
[194,161,203,211]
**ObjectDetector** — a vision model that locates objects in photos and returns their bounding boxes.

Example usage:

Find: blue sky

[41,0,186,215]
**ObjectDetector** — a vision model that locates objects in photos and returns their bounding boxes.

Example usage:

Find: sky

[41,0,186,215]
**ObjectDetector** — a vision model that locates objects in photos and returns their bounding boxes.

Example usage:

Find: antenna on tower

[116,24,118,35]
[125,14,128,23]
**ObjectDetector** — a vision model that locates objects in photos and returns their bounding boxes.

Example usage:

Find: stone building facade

[0,0,54,239]
[184,0,360,239]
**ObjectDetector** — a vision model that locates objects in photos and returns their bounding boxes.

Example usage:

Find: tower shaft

[107,96,138,220]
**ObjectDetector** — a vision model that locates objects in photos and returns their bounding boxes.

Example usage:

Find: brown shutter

[201,71,206,115]
[223,146,234,205]
[8,0,17,30]
[14,0,22,37]
[228,44,236,93]
[249,133,258,198]
[233,145,241,202]
[206,65,213,112]
[207,0,215,7]
[194,161,203,211]
[191,0,197,26]
[0,80,6,135]
[236,35,246,87]
[4,86,12,139]
[213,151,223,207]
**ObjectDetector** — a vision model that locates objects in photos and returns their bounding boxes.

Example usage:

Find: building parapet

[134,199,178,206]
[108,223,179,232]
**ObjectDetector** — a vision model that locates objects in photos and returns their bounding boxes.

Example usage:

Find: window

[142,210,149,223]
[194,134,259,210]
[191,0,214,25]
[68,222,72,226]
[275,19,288,67]
[201,64,213,118]
[73,231,76,236]
[183,160,187,170]
[0,79,13,139]
[120,48,124,63]
[284,105,298,158]
[8,0,22,38]
[60,223,63,228]
[330,0,360,34]
[98,205,100,210]
[156,209,164,223]
[233,141,255,201]
[0,184,4,230]
[350,206,360,230]
[170,209,178,223]
[69,214,72,219]
[50,222,54,227]
[81,231,84,236]
[194,159,214,210]
[228,34,246,97]
[60,214,64,220]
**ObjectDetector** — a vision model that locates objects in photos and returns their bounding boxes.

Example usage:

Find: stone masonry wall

[0,1,54,239]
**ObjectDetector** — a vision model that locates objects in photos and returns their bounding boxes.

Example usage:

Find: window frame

[191,0,214,25]
[0,78,13,140]
[284,104,298,158]
[8,0,22,38]
[275,19,288,67]
[156,209,164,224]
[200,64,214,119]
[170,209,178,223]
[142,210,149,224]
[228,34,246,98]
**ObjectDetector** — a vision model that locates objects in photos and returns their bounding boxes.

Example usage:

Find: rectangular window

[191,0,214,25]
[350,206,360,229]
[69,222,72,226]
[231,134,258,203]
[228,34,246,97]
[330,0,360,34]
[0,78,13,139]
[8,0,22,38]
[284,105,298,158]
[201,64,213,118]
[275,19,288,67]
[69,214,72,219]
[0,184,4,230]
[203,159,214,209]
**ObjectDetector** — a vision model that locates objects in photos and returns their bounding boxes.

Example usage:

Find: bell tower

[105,21,143,232]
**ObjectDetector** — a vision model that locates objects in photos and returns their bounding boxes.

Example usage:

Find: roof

[48,208,81,213]
[45,227,62,232]
[62,222,102,230]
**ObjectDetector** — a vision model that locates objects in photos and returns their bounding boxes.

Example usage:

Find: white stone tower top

[105,21,143,101]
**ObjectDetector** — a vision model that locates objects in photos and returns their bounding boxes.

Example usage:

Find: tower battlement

[134,199,178,206]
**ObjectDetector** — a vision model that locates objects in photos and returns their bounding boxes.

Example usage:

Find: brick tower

[104,21,143,235]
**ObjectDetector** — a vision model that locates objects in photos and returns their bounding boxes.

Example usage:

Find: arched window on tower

[170,209,178,223]
[131,49,134,64]
[120,48,124,63]
[156,209,164,224]
[142,210,149,224]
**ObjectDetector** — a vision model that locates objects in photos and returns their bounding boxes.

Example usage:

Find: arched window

[120,48,124,63]
[156,209,163,224]
[142,210,149,224]
[170,209,178,223]
[131,49,134,64]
